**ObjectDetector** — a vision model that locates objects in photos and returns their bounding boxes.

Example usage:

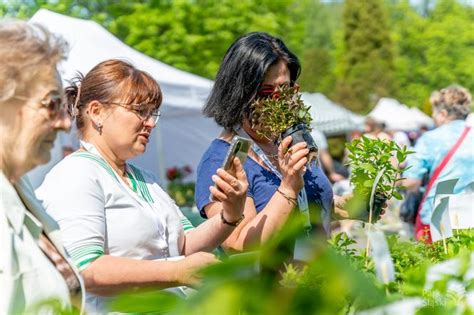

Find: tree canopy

[2,0,472,113]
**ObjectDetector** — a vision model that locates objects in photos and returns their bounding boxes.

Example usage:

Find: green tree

[2,0,307,80]
[335,0,395,113]
[1,0,134,25]
[108,0,304,79]
[297,0,343,94]
[390,0,474,110]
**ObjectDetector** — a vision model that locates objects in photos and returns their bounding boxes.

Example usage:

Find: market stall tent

[369,98,434,131]
[27,9,220,187]
[302,93,364,136]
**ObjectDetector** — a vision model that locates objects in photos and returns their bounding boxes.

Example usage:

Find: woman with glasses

[195,32,335,253]
[36,59,248,313]
[0,21,84,313]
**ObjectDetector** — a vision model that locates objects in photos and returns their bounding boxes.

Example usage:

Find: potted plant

[345,136,413,222]
[249,84,318,163]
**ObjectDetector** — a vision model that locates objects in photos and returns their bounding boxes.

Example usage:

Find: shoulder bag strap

[418,126,471,211]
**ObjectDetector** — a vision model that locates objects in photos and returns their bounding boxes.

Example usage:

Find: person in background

[311,128,346,183]
[0,20,84,313]
[403,85,473,241]
[36,59,248,313]
[195,32,336,253]
[363,116,391,140]
[391,130,411,148]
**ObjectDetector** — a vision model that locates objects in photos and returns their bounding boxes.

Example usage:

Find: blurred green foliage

[335,0,395,113]
[2,0,472,113]
[390,0,474,115]
[23,215,474,314]
[106,228,473,314]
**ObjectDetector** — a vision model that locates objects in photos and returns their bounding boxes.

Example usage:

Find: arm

[333,195,350,219]
[204,193,295,252]
[399,134,432,192]
[204,137,309,252]
[182,158,248,254]
[319,149,344,183]
[82,252,217,295]
[403,178,422,192]
[332,193,388,220]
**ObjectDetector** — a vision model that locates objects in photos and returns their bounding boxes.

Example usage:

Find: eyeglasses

[257,83,300,99]
[108,102,161,124]
[13,92,67,119]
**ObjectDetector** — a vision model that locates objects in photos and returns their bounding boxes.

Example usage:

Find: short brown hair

[430,85,472,120]
[65,59,162,132]
[0,20,68,102]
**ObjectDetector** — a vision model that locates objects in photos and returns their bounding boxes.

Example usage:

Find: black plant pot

[279,123,318,163]
[370,194,386,222]
[357,193,386,222]
[347,191,386,222]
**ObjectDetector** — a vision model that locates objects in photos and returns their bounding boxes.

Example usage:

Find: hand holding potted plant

[344,136,413,223]
[249,84,318,163]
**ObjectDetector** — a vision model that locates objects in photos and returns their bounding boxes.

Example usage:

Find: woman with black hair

[195,32,334,252]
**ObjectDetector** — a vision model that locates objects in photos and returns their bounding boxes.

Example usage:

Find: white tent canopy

[369,98,434,131]
[27,9,220,187]
[302,93,364,136]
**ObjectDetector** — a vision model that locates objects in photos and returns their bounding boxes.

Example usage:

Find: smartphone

[221,136,251,176]
[210,136,251,202]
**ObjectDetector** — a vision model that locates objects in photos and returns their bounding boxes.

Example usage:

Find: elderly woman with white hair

[0,20,84,313]
[403,85,473,242]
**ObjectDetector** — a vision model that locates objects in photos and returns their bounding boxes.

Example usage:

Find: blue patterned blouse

[404,120,474,224]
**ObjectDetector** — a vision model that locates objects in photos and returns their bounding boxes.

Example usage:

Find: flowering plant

[166,165,193,182]
[166,165,195,207]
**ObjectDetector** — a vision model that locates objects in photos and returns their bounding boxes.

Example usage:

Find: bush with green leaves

[346,136,412,201]
[345,136,413,221]
[249,84,312,142]
[328,230,474,312]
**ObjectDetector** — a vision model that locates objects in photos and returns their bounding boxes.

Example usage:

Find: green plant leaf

[392,191,403,200]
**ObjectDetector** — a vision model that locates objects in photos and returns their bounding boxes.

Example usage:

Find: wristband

[220,209,245,227]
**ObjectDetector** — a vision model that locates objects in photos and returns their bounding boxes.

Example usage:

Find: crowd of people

[1,20,472,314]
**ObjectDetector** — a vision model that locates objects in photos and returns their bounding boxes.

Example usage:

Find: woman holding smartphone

[36,59,248,313]
[195,32,334,252]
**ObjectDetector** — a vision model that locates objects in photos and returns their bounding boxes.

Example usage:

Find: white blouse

[36,142,193,312]
[0,172,84,314]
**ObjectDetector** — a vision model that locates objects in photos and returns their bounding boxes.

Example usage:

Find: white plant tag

[448,193,474,229]
[368,230,395,284]
[430,196,453,242]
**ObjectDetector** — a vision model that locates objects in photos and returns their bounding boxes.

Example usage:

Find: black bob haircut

[203,32,300,129]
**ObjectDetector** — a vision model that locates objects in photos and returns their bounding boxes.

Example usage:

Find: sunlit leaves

[345,136,412,202]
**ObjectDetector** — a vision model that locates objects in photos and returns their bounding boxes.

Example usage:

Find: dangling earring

[96,121,103,135]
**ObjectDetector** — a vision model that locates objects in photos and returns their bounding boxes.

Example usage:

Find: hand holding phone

[209,156,249,222]
[209,136,251,205]
[221,136,251,176]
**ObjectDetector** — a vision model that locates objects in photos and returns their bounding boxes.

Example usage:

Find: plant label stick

[430,196,453,242]
[368,230,395,284]
[440,223,448,254]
